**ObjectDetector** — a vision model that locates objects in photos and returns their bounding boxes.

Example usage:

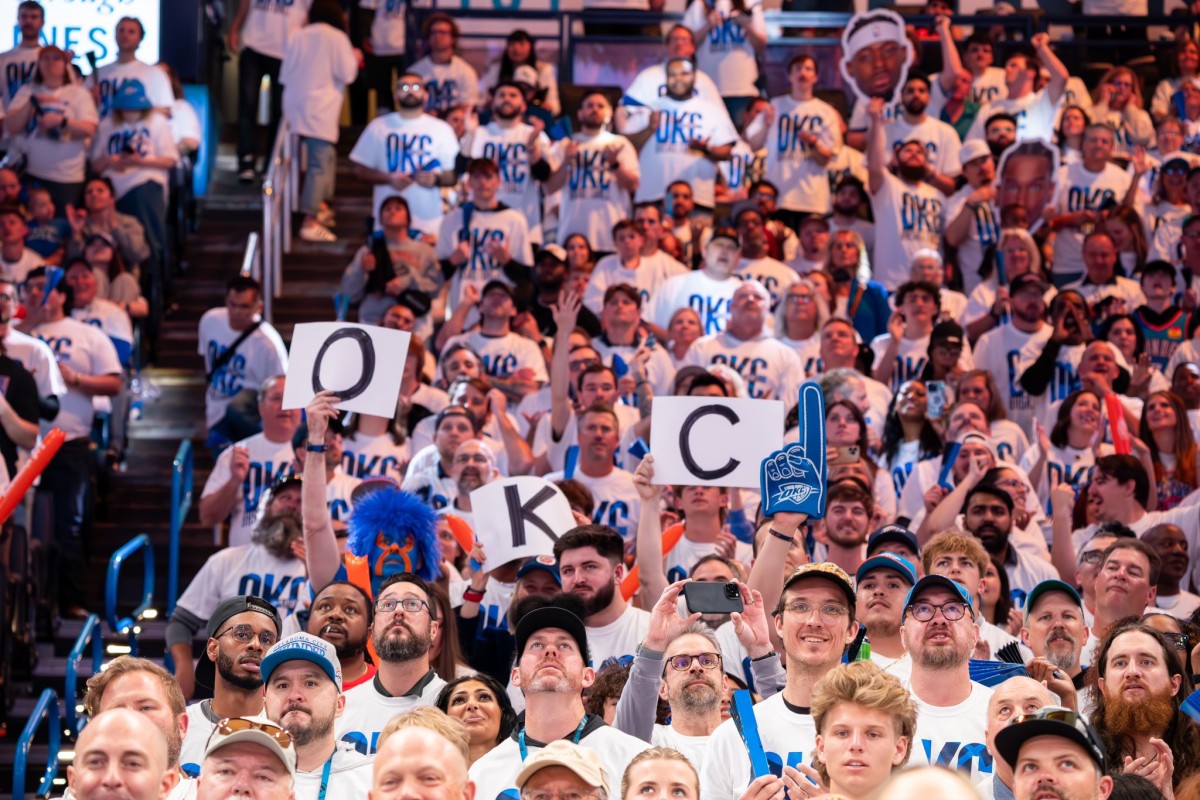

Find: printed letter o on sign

[679,405,740,480]
[312,328,376,401]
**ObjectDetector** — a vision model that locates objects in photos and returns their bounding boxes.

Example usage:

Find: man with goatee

[169,476,307,698]
[305,581,376,690]
[335,572,446,755]
[1020,580,1089,693]
[1090,621,1200,795]
[443,438,499,528]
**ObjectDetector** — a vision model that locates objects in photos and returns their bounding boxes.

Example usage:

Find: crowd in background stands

[22,0,1200,797]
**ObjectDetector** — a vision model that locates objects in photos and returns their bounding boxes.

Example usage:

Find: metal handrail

[105,534,155,657]
[64,614,103,736]
[260,120,295,323]
[240,230,260,280]
[167,440,194,618]
[12,688,60,799]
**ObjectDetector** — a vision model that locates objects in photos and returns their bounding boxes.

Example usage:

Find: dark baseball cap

[866,525,920,557]
[514,605,589,663]
[709,227,739,245]
[1010,272,1049,294]
[481,280,516,301]
[517,555,562,585]
[196,596,282,692]
[995,706,1106,772]
[930,320,964,347]
[856,552,918,586]
[1023,579,1083,623]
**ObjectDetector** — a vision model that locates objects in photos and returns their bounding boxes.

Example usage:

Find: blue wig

[346,489,441,586]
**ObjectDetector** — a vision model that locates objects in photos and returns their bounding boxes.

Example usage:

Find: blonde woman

[622,747,699,800]
[1090,66,1155,160]
[775,278,830,377]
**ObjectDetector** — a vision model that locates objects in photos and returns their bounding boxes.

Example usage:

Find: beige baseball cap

[514,741,608,791]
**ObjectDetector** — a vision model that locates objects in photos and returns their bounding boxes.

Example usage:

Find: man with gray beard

[443,438,500,528]
[334,572,446,756]
[168,476,307,699]
[1021,580,1089,693]
[263,633,373,798]
[900,574,994,783]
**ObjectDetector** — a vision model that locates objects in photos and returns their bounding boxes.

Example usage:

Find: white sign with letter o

[283,322,410,418]
[649,396,784,489]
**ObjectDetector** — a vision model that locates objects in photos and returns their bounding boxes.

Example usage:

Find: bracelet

[750,651,779,662]
[635,643,665,660]
[768,527,793,544]
[462,588,485,603]
[305,444,327,453]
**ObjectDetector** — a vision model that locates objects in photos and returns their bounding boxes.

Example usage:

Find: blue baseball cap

[903,574,974,616]
[866,524,920,557]
[112,79,152,111]
[856,552,918,587]
[261,632,343,692]
[517,554,561,585]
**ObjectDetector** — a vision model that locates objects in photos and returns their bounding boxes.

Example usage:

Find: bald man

[876,765,983,800]
[979,676,1056,800]
[68,708,179,800]
[372,725,475,800]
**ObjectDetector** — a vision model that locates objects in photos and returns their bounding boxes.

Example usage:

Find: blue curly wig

[346,489,441,588]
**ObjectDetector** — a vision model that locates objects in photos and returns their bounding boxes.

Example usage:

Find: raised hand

[644,581,701,650]
[306,390,340,442]
[730,583,773,658]
[633,455,661,502]
[552,289,582,333]
[229,445,251,483]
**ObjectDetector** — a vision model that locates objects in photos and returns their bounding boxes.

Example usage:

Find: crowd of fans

[18,0,1200,798]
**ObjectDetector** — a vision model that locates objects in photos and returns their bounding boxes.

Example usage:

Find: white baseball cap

[515,741,609,791]
[204,716,297,778]
[261,632,343,692]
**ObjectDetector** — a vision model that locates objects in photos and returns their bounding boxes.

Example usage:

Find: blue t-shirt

[25,218,68,258]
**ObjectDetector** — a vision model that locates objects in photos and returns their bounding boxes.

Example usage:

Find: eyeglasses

[786,294,815,304]
[521,792,600,800]
[215,625,278,648]
[667,652,721,671]
[1162,631,1190,651]
[453,453,492,465]
[783,601,850,621]
[907,601,968,622]
[1078,550,1106,566]
[1007,706,1105,769]
[0,293,12,302]
[398,82,424,92]
[569,358,600,371]
[212,718,294,749]
[376,597,431,615]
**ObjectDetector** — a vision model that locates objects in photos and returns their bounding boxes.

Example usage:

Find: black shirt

[0,355,39,477]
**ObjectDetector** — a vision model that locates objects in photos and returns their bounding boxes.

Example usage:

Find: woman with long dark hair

[435,673,518,767]
[477,29,560,115]
[880,380,942,500]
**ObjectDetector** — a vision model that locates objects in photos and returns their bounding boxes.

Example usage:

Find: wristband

[305,444,327,453]
[462,588,485,603]
[635,643,665,660]
[768,527,794,544]
[750,651,778,662]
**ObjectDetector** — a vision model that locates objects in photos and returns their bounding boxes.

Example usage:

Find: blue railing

[64,614,104,736]
[12,688,60,799]
[168,439,194,617]
[106,534,155,657]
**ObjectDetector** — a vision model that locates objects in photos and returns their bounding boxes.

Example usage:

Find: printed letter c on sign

[679,405,741,480]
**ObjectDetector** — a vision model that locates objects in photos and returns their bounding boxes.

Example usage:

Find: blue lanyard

[518,715,588,761]
[317,754,334,800]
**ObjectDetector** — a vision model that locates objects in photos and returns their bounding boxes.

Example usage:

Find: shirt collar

[373,668,438,698]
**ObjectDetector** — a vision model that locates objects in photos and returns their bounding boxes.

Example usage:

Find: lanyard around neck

[518,715,589,762]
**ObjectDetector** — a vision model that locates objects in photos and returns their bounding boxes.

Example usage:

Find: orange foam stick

[0,428,64,525]
[444,513,475,556]
[622,523,685,600]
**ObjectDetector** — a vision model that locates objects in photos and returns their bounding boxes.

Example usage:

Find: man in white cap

[516,740,610,800]
[196,716,296,800]
[262,632,373,799]
[943,139,1000,296]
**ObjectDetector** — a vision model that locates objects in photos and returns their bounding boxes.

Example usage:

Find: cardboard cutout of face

[995,138,1061,233]
[839,9,913,108]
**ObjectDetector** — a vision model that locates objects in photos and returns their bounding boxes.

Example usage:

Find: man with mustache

[901,574,993,783]
[336,572,447,755]
[170,475,307,699]
[1082,540,1160,669]
[177,595,282,777]
[978,676,1057,800]
[994,704,1112,800]
[469,603,647,800]
[306,581,375,690]
[1021,580,1090,693]
[262,632,373,798]
[855,551,918,681]
[1091,621,1199,794]
[1143,524,1200,619]
[443,438,499,528]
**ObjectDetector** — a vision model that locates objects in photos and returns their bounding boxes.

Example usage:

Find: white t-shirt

[652,724,712,773]
[886,114,963,178]
[410,55,479,114]
[736,257,799,312]
[700,693,817,800]
[719,138,765,201]
[969,67,1008,106]
[436,205,533,313]
[622,63,723,110]
[585,606,651,669]
[348,112,461,234]
[200,431,296,545]
[664,534,753,583]
[906,681,995,784]
[869,172,945,291]
[1155,590,1200,620]
[683,0,765,97]
[4,327,65,401]
[72,298,134,365]
[468,121,552,244]
[684,330,804,402]
[0,248,43,284]
[1051,162,1133,277]
[294,745,374,800]
[968,90,1058,144]
[544,467,642,542]
[280,23,359,144]
[1064,274,1147,312]
[634,93,737,207]
[585,252,687,314]
[870,331,974,394]
[91,111,179,198]
[554,130,639,252]
[197,308,289,429]
[93,59,174,117]
[532,403,641,474]
[175,542,307,620]
[0,44,39,111]
[11,82,100,183]
[442,331,548,383]
[169,99,203,150]
[240,0,312,59]
[648,270,739,334]
[31,316,122,440]
[778,333,822,378]
[745,95,842,215]
[942,185,1001,294]
[341,431,409,481]
[179,702,227,777]
[335,671,447,755]
[972,323,1051,433]
[360,0,407,56]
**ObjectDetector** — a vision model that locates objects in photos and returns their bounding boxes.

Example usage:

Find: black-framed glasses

[667,652,721,671]
[1078,550,1106,566]
[211,717,294,749]
[376,597,431,615]
[907,601,967,622]
[215,625,278,648]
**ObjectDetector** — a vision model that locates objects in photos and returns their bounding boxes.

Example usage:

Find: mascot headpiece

[345,481,440,598]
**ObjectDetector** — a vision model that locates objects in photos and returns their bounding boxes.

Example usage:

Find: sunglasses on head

[211,718,294,749]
